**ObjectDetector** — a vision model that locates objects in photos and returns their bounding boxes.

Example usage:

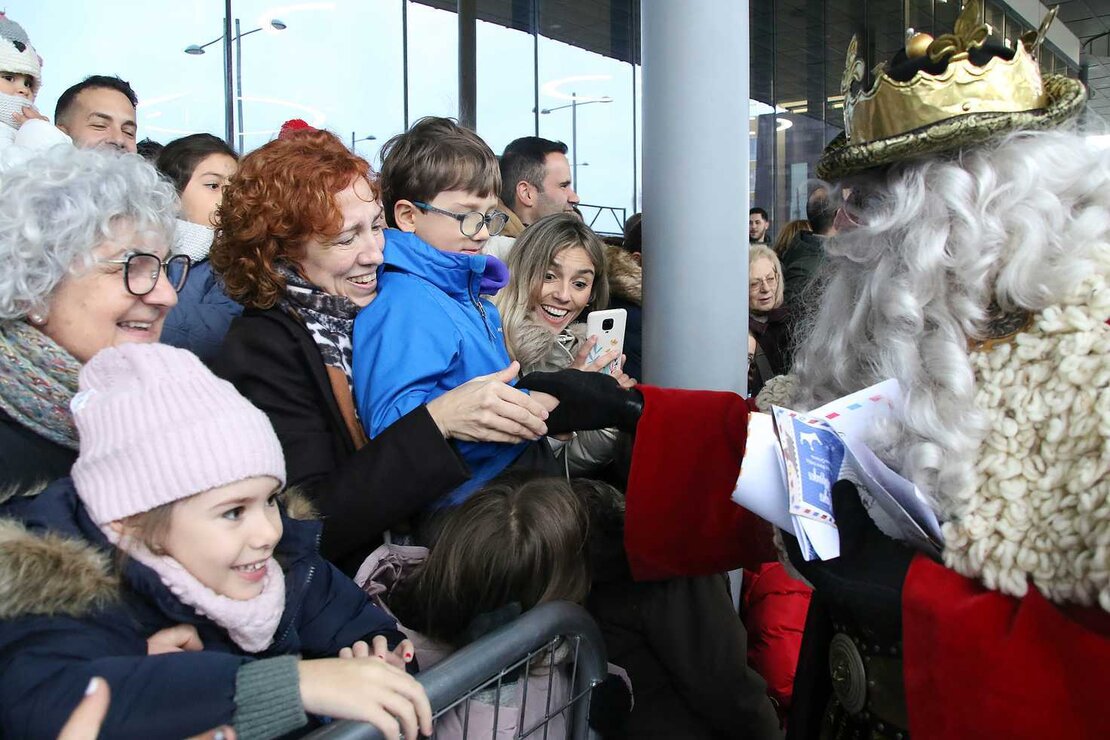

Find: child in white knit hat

[0,13,71,167]
[0,343,432,739]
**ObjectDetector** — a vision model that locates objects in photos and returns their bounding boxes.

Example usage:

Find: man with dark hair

[781,185,839,312]
[748,206,770,244]
[499,136,580,227]
[135,138,163,162]
[54,75,138,152]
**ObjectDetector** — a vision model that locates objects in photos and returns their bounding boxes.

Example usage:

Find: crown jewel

[841,0,1057,144]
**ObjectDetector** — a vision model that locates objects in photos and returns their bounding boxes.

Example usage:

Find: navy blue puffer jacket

[0,477,404,738]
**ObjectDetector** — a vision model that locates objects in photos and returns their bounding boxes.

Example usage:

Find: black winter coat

[0,406,76,490]
[213,307,471,575]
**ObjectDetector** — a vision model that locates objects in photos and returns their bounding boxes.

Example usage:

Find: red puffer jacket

[740,562,812,714]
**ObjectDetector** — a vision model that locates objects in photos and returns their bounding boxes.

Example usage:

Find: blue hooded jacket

[351,229,525,506]
[161,260,244,364]
[0,479,403,739]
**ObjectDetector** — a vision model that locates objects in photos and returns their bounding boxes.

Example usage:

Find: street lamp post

[351,132,377,151]
[185,17,287,150]
[540,93,612,186]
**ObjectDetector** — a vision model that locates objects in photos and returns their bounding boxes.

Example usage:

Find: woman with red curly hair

[210,130,552,575]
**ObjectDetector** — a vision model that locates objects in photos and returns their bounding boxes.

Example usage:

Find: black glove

[781,480,915,632]
[517,369,644,435]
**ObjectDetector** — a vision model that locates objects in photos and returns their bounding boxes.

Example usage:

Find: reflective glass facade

[17,1,1078,235]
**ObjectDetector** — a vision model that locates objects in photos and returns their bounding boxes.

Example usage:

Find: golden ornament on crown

[843,0,1057,144]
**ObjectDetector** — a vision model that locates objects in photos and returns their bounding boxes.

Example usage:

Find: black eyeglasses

[100,252,192,297]
[411,201,509,238]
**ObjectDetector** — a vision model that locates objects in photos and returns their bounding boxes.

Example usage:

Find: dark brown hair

[209,129,374,309]
[391,476,591,647]
[378,117,500,228]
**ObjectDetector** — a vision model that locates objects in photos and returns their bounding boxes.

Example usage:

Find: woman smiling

[0,146,185,488]
[211,130,552,574]
[496,214,635,476]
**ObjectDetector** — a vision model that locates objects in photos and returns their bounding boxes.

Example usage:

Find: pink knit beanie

[71,343,286,525]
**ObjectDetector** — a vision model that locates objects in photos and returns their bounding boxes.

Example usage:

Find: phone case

[584,308,628,375]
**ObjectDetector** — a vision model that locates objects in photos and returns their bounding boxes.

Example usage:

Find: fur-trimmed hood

[605,246,642,306]
[508,317,586,373]
[0,483,319,620]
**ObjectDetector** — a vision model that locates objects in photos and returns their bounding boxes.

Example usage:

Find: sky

[13,0,642,222]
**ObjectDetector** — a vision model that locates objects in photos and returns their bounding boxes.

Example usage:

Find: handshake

[518,369,644,435]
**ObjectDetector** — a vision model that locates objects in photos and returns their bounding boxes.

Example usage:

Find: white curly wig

[0,146,178,320]
[790,128,1109,516]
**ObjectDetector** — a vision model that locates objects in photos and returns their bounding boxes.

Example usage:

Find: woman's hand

[299,658,433,740]
[339,636,415,670]
[426,362,550,443]
[573,339,637,390]
[571,336,620,373]
[147,624,204,655]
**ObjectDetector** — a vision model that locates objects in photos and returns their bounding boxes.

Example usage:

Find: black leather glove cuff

[517,370,643,434]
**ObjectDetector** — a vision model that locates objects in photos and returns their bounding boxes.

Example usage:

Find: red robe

[624,385,1110,739]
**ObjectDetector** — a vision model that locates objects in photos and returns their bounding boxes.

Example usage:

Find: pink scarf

[109,529,286,653]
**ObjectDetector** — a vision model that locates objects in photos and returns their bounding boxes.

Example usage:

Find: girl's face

[179,153,238,227]
[749,257,779,312]
[295,177,386,307]
[529,246,595,334]
[159,476,283,600]
[40,222,178,363]
[0,72,34,100]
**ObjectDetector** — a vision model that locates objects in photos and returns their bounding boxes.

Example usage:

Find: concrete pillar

[641,0,750,393]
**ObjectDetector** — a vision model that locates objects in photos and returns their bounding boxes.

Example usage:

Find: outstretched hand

[426,361,551,443]
[517,369,643,434]
[339,635,415,670]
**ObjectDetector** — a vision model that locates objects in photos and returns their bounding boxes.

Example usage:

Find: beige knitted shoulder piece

[944,263,1110,612]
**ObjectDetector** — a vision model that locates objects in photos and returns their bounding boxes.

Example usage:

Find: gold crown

[842,0,1058,144]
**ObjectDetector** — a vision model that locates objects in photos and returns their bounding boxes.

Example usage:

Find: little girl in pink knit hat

[0,343,432,739]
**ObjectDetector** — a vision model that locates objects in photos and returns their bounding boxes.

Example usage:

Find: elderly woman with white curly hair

[0,146,188,487]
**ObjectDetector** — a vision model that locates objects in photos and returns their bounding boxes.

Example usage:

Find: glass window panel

[934,0,961,31]
[407,1,460,123]
[986,2,1006,45]
[537,0,635,230]
[229,0,404,163]
[476,0,537,156]
[907,0,934,36]
[18,1,226,148]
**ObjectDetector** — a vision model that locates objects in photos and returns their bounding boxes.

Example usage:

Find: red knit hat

[278,118,315,140]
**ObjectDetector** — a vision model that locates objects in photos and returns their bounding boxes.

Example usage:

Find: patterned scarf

[275,262,361,379]
[0,320,81,450]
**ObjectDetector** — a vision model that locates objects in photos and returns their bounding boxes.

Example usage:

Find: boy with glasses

[351,116,552,508]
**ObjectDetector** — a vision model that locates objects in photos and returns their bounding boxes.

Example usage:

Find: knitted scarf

[276,262,361,380]
[174,218,215,263]
[109,527,286,653]
[0,319,81,450]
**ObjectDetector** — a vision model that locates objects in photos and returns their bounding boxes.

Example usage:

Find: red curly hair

[210,129,375,309]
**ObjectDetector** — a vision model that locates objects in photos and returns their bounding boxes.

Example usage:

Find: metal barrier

[304,601,608,740]
[578,204,628,237]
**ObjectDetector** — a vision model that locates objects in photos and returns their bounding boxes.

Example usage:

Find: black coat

[213,307,470,574]
[748,307,792,398]
[0,406,77,490]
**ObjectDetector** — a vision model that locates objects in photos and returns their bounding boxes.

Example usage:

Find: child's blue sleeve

[352,279,462,438]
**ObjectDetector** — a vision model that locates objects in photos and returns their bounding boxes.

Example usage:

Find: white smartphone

[584,308,627,376]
